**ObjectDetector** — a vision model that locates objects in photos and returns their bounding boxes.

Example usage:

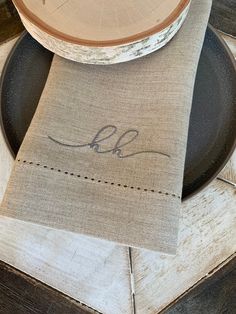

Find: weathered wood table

[0,31,235,314]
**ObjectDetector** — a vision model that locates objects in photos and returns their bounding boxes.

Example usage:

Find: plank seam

[128,247,136,314]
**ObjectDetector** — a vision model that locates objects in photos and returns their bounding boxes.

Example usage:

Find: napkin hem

[16,158,182,199]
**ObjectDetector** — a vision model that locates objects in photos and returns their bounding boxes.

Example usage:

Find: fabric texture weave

[0,0,212,253]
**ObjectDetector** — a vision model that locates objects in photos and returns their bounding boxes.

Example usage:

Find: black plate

[209,0,236,37]
[1,27,236,200]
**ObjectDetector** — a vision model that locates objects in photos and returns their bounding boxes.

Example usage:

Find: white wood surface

[133,179,236,313]
[0,35,235,314]
[0,39,15,199]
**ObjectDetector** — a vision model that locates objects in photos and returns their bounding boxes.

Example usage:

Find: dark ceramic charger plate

[0,26,236,200]
[209,0,236,37]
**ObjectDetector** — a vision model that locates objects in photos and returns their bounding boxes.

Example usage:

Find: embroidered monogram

[48,125,170,159]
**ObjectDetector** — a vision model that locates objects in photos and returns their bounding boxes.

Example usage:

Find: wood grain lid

[13,0,190,46]
[13,0,191,64]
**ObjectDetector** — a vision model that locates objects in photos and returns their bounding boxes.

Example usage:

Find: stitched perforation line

[17,159,181,199]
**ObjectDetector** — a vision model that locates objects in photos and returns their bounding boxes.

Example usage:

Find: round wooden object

[13,0,191,64]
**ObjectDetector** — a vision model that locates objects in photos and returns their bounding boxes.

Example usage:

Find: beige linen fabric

[1,0,212,253]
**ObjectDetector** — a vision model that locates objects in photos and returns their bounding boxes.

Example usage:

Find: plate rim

[0,33,29,158]
[183,24,236,200]
[0,26,236,201]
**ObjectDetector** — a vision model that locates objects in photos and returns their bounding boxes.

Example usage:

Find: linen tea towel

[0,0,212,253]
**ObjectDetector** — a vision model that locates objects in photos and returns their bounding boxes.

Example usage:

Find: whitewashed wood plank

[218,151,236,185]
[0,216,133,314]
[132,179,236,314]
[0,38,16,200]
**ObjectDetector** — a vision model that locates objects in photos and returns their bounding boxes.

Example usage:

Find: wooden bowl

[13,0,191,64]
